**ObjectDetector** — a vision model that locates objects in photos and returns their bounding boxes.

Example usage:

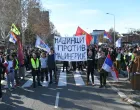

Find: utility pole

[106,13,116,45]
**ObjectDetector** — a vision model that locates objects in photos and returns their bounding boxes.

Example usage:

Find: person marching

[40,52,48,83]
[0,56,5,101]
[97,51,107,88]
[13,54,20,86]
[48,49,57,84]
[31,53,42,88]
[62,61,68,72]
[87,50,94,85]
[5,55,15,91]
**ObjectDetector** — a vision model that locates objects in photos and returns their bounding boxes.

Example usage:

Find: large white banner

[55,36,87,61]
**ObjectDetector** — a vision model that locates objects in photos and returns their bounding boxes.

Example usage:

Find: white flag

[115,38,121,47]
[35,36,50,52]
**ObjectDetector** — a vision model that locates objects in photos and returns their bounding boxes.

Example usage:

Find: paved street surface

[0,68,140,110]
[108,77,140,103]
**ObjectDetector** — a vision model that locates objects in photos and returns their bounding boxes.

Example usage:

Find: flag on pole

[75,26,93,46]
[10,23,23,65]
[11,23,20,35]
[102,54,119,81]
[115,38,121,47]
[9,32,17,44]
[104,31,112,42]
[35,36,50,52]
[17,39,24,65]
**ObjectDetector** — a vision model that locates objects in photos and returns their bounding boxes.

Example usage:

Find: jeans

[7,72,15,88]
[19,66,25,79]
[100,72,107,86]
[14,69,19,85]
[87,67,94,83]
[49,68,57,82]
[40,68,48,82]
[32,69,41,87]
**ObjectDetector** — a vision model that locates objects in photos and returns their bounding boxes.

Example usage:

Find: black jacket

[48,54,55,69]
[87,55,94,69]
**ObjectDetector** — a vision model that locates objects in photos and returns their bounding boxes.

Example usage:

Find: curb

[107,82,140,107]
[83,69,140,107]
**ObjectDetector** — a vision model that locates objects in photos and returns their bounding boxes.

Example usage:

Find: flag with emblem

[9,32,17,44]
[75,26,93,46]
[102,54,119,81]
[35,36,50,52]
[104,31,112,42]
[11,23,20,35]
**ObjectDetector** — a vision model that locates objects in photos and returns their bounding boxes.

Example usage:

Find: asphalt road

[0,69,140,110]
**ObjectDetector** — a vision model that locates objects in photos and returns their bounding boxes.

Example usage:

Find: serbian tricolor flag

[35,36,50,52]
[104,31,112,42]
[9,32,17,44]
[75,26,93,45]
[102,54,119,81]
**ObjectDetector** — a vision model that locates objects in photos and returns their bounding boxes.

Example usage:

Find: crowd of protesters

[0,44,140,101]
[63,44,140,87]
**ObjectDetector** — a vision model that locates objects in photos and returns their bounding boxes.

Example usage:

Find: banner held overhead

[55,36,87,61]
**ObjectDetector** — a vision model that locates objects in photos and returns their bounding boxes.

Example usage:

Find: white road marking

[94,76,100,85]
[54,92,60,108]
[85,70,100,85]
[74,71,85,86]
[22,78,33,88]
[58,71,67,86]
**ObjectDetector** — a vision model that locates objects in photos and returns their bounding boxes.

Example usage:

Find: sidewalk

[108,74,140,107]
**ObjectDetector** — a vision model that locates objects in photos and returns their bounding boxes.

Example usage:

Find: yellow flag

[11,23,20,35]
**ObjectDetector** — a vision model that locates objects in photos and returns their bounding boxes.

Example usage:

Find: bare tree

[0,0,21,45]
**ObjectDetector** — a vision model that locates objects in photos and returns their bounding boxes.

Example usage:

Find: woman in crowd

[87,49,94,85]
[4,55,15,91]
[40,52,48,82]
[131,50,140,75]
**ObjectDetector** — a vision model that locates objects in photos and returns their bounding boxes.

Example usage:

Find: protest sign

[54,36,87,61]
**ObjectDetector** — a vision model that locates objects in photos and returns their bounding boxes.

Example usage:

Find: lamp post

[106,13,115,45]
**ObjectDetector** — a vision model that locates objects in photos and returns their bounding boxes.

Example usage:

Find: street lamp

[106,13,116,45]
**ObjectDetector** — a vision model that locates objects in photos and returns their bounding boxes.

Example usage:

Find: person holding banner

[40,52,48,82]
[63,61,68,72]
[31,53,42,88]
[48,49,57,84]
[87,50,94,85]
